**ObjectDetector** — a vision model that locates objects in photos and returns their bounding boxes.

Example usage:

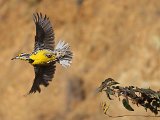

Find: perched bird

[12,13,73,94]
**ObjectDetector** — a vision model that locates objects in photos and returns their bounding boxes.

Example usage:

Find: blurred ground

[0,0,160,120]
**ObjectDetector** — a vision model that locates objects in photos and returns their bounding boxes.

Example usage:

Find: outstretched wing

[33,13,54,51]
[28,64,56,94]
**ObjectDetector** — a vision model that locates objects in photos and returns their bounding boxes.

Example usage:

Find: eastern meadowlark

[12,13,73,94]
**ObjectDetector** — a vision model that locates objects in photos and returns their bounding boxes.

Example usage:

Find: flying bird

[12,13,73,94]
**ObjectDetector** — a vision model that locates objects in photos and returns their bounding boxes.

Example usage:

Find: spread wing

[28,64,56,94]
[33,13,54,51]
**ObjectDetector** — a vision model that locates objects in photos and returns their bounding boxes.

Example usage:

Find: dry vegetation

[0,0,160,120]
[98,78,160,115]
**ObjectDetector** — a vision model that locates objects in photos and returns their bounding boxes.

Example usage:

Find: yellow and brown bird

[12,13,73,94]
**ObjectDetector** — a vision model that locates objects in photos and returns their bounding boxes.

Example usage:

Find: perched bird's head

[11,53,30,61]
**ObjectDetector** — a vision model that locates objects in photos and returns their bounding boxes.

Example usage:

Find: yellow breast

[29,50,56,65]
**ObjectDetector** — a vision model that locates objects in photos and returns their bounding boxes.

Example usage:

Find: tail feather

[55,40,73,68]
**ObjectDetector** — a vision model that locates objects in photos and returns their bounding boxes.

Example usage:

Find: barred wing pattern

[29,64,56,94]
[33,13,55,51]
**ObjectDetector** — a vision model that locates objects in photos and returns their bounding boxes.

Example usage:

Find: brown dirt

[0,0,160,120]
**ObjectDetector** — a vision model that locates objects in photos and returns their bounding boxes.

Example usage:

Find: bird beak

[11,56,18,60]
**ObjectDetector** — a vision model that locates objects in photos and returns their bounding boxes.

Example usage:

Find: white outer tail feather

[55,40,73,68]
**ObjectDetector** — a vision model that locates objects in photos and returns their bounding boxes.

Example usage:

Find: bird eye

[46,54,52,58]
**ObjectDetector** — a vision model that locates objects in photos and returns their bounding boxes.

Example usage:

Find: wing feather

[28,63,56,94]
[33,13,55,51]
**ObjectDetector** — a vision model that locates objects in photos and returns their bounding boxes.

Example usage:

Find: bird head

[11,53,30,61]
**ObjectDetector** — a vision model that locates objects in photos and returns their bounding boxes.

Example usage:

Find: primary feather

[29,64,56,94]
[33,13,55,51]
